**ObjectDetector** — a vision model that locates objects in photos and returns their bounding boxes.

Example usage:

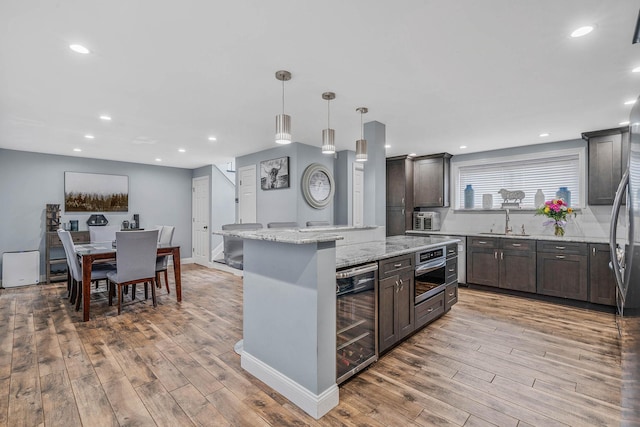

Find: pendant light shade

[355,107,368,162]
[321,92,336,154]
[275,70,292,145]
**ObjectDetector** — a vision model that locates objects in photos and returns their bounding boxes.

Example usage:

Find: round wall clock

[301,163,335,209]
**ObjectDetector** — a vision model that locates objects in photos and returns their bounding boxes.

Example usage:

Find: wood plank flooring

[0,264,626,426]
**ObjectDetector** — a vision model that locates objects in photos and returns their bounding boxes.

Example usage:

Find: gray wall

[333,150,355,225]
[0,148,193,279]
[235,142,335,227]
[363,121,387,227]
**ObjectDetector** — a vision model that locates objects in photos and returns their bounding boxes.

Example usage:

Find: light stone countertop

[214,228,345,244]
[406,230,611,244]
[335,235,460,269]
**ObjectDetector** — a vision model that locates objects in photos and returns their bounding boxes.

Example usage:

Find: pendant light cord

[282,78,285,116]
[360,110,364,139]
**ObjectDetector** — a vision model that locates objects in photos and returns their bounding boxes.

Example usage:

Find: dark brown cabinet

[536,241,588,301]
[386,156,414,236]
[584,127,629,205]
[467,237,536,292]
[589,243,616,305]
[378,255,415,353]
[413,153,451,208]
[45,230,90,283]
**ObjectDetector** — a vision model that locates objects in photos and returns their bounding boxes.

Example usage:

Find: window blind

[457,154,580,209]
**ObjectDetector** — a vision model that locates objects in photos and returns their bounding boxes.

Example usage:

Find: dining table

[75,242,182,321]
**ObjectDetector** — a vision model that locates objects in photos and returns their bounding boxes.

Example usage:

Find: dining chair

[89,225,120,243]
[57,229,115,311]
[155,225,175,293]
[306,221,330,227]
[267,222,298,228]
[107,230,159,315]
[221,223,263,270]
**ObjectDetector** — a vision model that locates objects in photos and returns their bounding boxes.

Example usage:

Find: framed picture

[64,172,129,212]
[260,156,290,190]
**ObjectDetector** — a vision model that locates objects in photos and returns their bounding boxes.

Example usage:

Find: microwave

[413,212,441,231]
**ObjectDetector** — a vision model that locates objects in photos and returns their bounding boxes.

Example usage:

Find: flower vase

[554,223,565,237]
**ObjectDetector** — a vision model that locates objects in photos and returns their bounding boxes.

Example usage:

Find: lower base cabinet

[415,292,444,329]
[589,243,616,305]
[536,241,588,301]
[378,264,415,354]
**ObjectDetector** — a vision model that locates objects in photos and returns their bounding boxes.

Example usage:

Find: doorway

[238,165,257,224]
[192,176,210,266]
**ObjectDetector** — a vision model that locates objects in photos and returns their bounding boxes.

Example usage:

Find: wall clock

[302,163,335,209]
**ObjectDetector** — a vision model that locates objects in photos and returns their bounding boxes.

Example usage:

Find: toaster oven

[413,212,441,231]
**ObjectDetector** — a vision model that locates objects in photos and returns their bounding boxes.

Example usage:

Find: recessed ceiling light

[99,115,112,121]
[178,148,186,153]
[73,148,82,152]
[155,158,162,162]
[633,66,640,73]
[571,26,594,38]
[208,136,217,141]
[459,145,467,149]
[384,144,391,148]
[69,44,90,54]
[84,134,95,139]
[408,153,417,157]
[620,121,630,126]
[539,133,550,137]
[625,100,636,105]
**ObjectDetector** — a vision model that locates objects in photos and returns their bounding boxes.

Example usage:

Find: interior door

[192,176,210,266]
[353,162,364,226]
[238,165,257,224]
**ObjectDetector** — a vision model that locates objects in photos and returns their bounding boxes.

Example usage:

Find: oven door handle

[415,259,446,275]
[336,263,378,279]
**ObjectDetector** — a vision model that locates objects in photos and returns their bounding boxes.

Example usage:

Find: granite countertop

[406,230,611,244]
[335,235,460,269]
[214,228,344,244]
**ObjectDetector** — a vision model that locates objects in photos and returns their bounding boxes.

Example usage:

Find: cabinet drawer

[468,237,498,248]
[415,292,444,329]
[446,244,458,258]
[444,282,458,311]
[537,240,587,255]
[379,255,414,278]
[446,257,457,283]
[47,231,90,246]
[502,239,534,251]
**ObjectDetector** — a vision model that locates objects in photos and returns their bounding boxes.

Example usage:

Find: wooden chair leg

[144,282,149,300]
[75,280,83,311]
[108,281,113,306]
[117,285,122,315]
[69,278,77,303]
[164,270,170,294]
[151,279,157,308]
[131,284,137,300]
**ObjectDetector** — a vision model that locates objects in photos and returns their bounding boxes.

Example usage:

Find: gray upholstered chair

[89,225,120,243]
[57,229,115,311]
[155,225,175,293]
[267,222,298,229]
[306,221,330,227]
[107,230,159,315]
[221,223,263,270]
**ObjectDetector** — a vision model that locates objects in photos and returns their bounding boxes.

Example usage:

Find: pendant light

[321,92,336,154]
[355,107,368,162]
[275,70,292,144]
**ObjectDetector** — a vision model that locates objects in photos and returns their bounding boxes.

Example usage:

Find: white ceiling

[1,1,639,169]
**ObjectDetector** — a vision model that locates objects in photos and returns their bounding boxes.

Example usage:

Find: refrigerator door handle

[610,168,629,298]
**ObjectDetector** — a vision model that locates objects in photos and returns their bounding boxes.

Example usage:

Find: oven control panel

[416,247,444,264]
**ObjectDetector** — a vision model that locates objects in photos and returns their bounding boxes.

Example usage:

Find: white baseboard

[241,351,339,419]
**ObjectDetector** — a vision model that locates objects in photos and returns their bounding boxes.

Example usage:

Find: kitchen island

[215,226,459,419]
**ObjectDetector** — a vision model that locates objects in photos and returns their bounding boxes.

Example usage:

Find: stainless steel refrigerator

[610,94,640,425]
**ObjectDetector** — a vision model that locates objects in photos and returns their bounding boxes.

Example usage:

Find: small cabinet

[413,153,451,208]
[536,241,588,301]
[589,243,616,306]
[467,237,536,292]
[583,127,629,205]
[45,230,90,283]
[386,156,414,236]
[378,255,415,353]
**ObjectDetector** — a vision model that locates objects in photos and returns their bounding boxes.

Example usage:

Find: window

[453,148,585,210]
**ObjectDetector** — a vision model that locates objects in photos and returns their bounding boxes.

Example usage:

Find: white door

[238,165,257,224]
[353,163,364,226]
[192,176,210,266]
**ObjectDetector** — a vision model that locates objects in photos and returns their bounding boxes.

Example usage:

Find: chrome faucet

[504,209,512,234]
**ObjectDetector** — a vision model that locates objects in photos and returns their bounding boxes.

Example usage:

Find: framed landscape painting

[260,156,290,190]
[64,172,129,212]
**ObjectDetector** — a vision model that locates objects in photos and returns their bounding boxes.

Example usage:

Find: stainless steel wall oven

[335,263,378,384]
[414,246,447,304]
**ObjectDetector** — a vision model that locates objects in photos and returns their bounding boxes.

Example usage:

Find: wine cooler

[336,263,378,384]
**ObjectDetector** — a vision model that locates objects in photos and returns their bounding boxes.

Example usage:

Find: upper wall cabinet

[386,156,414,236]
[583,127,629,205]
[413,153,451,207]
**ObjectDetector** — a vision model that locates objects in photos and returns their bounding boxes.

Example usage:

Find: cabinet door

[537,253,588,300]
[589,244,616,305]
[414,157,447,207]
[386,207,407,237]
[588,132,623,205]
[397,270,415,340]
[467,247,499,287]
[378,275,398,353]
[386,158,407,207]
[500,247,536,293]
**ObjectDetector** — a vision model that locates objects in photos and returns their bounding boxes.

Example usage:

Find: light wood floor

[0,264,626,426]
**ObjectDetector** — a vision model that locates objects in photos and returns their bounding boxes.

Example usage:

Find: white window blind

[457,154,580,209]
